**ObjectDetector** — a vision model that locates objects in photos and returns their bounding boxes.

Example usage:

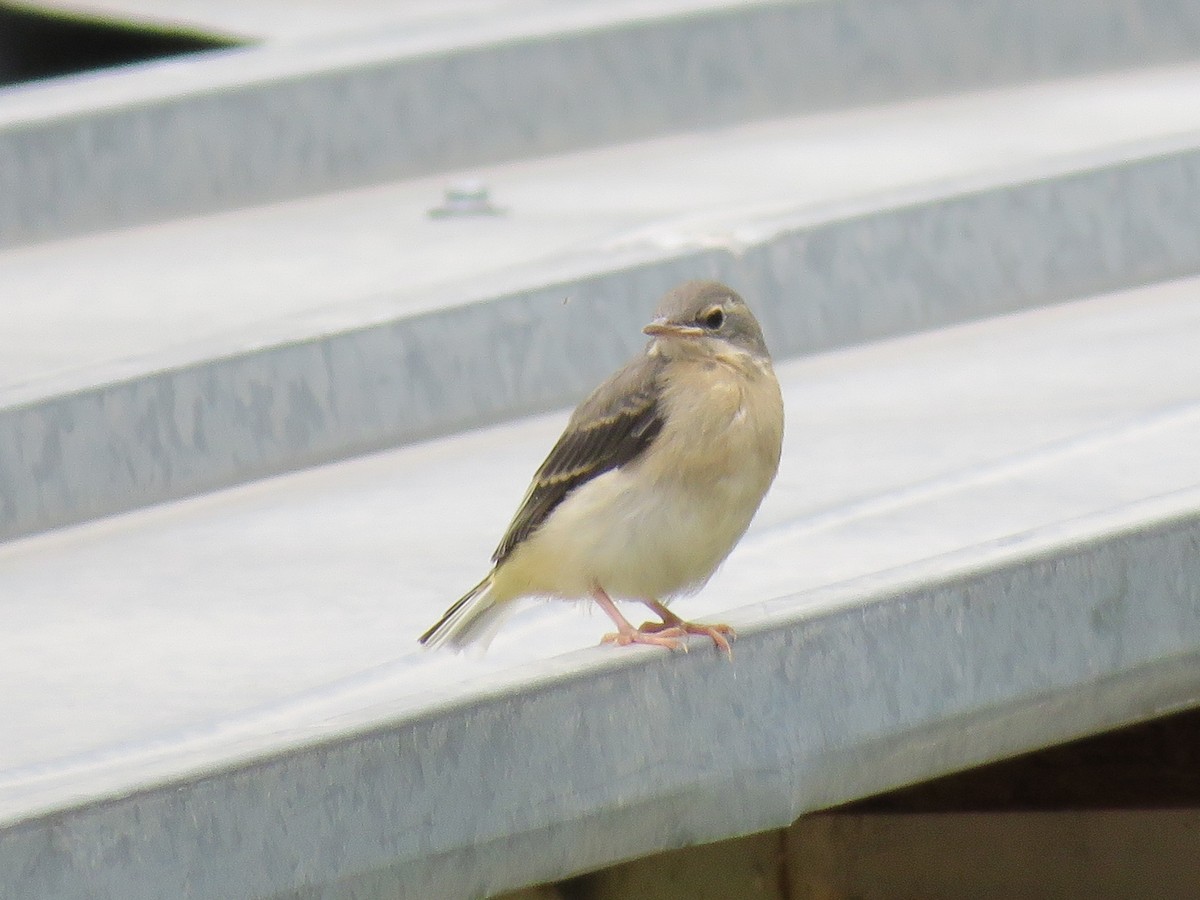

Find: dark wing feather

[492,352,665,565]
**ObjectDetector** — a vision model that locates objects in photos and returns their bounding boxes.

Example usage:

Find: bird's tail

[419,573,510,650]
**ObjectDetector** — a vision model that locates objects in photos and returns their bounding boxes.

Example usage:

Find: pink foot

[599,628,686,651]
[590,586,735,656]
[591,585,687,652]
[641,620,736,657]
[640,598,736,657]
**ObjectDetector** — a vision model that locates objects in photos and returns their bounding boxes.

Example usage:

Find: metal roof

[2,1,1200,897]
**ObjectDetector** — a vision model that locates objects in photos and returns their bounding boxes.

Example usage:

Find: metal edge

[2,141,1200,542]
[3,0,1200,244]
[3,489,1199,898]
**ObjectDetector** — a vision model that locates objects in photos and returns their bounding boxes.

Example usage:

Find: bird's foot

[640,619,735,657]
[600,627,687,652]
[592,586,732,654]
[593,585,687,651]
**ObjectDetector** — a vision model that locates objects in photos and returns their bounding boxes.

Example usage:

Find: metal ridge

[3,0,1200,245]
[3,138,1200,542]
[4,489,1200,898]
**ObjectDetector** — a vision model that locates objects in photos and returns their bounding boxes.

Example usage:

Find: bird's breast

[645,353,784,490]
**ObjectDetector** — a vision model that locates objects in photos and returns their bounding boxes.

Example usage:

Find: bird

[419,279,784,654]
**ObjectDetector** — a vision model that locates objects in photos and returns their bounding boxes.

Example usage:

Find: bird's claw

[600,629,687,652]
[639,620,736,658]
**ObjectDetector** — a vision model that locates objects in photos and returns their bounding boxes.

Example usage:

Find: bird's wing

[492,352,665,565]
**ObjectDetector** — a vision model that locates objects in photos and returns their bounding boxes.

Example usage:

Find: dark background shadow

[0,3,240,87]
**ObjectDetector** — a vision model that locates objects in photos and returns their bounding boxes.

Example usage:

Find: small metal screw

[428,180,505,218]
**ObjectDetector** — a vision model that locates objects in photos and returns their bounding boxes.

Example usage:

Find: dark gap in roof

[0,4,243,87]
[839,704,1200,813]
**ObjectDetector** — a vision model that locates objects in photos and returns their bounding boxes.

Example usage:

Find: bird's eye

[700,307,725,330]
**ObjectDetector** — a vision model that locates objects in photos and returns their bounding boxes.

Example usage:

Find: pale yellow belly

[494,349,783,603]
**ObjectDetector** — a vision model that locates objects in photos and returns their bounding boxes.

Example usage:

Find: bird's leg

[639,599,736,657]
[592,586,686,651]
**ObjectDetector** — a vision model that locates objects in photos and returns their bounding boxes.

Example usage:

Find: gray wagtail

[420,280,784,653]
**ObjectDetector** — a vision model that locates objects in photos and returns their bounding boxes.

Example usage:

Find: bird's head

[643,280,770,362]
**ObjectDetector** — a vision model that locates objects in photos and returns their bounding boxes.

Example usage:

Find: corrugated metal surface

[6,0,1200,245]
[2,1,1199,897]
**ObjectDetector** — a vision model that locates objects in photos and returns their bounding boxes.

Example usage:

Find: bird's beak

[643,319,705,338]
